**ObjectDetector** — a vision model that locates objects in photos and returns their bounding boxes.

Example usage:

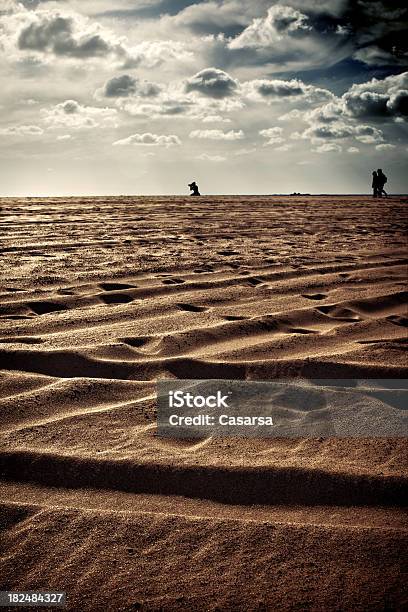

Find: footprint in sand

[162,278,186,285]
[99,293,135,305]
[287,327,318,335]
[176,303,207,313]
[302,293,327,300]
[316,305,361,322]
[29,301,67,315]
[99,282,137,291]
[120,336,162,354]
[193,267,214,273]
[246,277,263,287]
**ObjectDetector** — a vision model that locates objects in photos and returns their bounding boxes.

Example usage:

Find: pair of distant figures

[190,175,389,198]
[372,169,387,198]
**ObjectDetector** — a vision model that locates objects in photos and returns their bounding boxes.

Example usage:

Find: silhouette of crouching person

[188,181,200,196]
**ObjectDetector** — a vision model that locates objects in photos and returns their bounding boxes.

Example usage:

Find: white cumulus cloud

[113,132,181,146]
[189,129,244,140]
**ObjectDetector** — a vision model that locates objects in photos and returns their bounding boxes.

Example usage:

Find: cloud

[5,5,193,69]
[121,40,193,69]
[301,121,384,144]
[259,127,283,138]
[342,72,408,120]
[234,147,256,156]
[120,98,194,119]
[343,91,389,119]
[18,13,114,58]
[229,5,311,51]
[201,114,231,123]
[166,1,250,36]
[278,108,304,121]
[242,78,333,108]
[304,102,343,124]
[171,1,407,75]
[262,137,285,145]
[375,143,396,151]
[354,46,408,67]
[354,125,384,144]
[189,129,244,140]
[42,99,118,129]
[274,143,292,151]
[347,146,359,153]
[185,68,238,99]
[303,123,354,140]
[221,4,353,72]
[171,0,407,75]
[314,142,342,153]
[196,153,226,161]
[117,84,244,122]
[17,0,62,7]
[102,74,161,98]
[246,78,304,98]
[286,73,406,152]
[387,89,408,116]
[113,132,181,146]
[259,126,285,145]
[0,124,44,135]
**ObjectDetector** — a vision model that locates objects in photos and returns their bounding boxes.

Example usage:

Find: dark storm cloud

[340,0,408,68]
[270,5,310,33]
[18,15,111,58]
[90,0,408,74]
[185,68,238,98]
[388,89,408,116]
[174,1,407,74]
[343,91,390,118]
[343,88,408,120]
[354,45,408,68]
[103,74,161,98]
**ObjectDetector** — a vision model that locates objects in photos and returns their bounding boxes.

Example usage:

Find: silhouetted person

[377,168,388,197]
[188,181,200,196]
[372,171,379,197]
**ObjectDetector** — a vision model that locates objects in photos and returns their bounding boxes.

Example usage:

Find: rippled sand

[0,195,407,611]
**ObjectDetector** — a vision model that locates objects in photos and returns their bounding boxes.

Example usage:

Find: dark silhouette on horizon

[188,181,200,196]
[372,168,388,198]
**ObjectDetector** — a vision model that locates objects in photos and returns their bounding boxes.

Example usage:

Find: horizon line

[1,193,407,199]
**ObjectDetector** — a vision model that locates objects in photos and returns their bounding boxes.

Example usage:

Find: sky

[0,0,407,195]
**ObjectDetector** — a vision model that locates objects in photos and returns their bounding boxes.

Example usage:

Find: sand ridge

[0,195,407,610]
